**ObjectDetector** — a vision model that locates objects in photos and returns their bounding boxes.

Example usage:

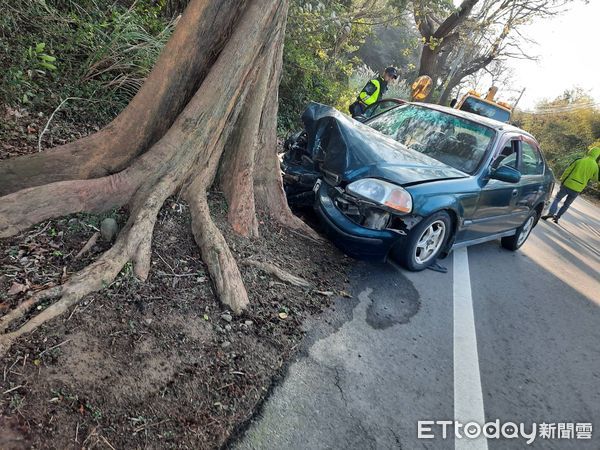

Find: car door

[461,137,523,240]
[515,138,546,221]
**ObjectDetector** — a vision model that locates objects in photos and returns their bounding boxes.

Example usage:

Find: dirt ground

[0,106,353,449]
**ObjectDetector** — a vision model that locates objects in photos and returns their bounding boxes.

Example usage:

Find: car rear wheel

[396,211,452,271]
[501,209,539,251]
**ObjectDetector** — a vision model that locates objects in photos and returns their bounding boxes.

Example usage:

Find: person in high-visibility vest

[349,67,398,118]
[542,146,600,223]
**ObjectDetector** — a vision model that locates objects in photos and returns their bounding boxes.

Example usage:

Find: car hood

[302,102,467,185]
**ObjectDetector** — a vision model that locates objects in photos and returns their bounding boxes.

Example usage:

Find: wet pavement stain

[365,267,420,329]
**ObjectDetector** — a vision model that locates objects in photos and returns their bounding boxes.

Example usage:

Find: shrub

[0,0,173,122]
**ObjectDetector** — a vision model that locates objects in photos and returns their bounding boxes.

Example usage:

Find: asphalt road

[234,195,600,450]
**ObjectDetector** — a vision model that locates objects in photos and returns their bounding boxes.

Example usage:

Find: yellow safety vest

[359,79,381,106]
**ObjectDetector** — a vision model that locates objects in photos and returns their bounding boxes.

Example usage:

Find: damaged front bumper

[314,181,421,261]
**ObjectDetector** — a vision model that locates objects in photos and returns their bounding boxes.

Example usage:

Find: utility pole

[513,88,526,111]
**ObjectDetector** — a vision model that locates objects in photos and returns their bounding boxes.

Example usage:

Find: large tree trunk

[439,76,460,106]
[0,0,311,356]
[417,47,440,102]
[418,46,439,80]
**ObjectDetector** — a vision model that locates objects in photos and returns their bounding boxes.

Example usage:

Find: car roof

[408,101,536,141]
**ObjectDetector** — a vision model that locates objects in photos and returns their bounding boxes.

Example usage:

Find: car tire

[501,209,539,251]
[395,211,452,271]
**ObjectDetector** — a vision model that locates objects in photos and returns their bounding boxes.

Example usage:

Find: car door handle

[511,189,519,197]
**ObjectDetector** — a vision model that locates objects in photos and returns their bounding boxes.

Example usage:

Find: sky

[448,0,600,110]
[502,0,600,109]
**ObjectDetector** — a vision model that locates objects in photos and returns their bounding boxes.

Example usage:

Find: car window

[459,97,511,123]
[521,142,544,176]
[492,141,518,170]
[364,100,400,119]
[368,104,496,174]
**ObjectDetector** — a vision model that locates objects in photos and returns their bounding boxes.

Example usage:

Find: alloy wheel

[415,220,446,265]
[517,216,535,247]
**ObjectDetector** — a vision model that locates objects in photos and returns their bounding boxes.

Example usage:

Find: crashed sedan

[282,102,554,270]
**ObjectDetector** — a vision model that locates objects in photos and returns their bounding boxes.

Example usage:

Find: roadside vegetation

[0,0,172,123]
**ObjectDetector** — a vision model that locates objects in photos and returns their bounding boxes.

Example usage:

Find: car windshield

[459,97,511,123]
[368,104,496,174]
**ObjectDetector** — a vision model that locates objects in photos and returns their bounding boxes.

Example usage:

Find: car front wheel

[395,211,452,271]
[501,209,539,251]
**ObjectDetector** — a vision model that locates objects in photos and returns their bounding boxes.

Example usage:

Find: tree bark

[217,43,276,238]
[439,78,460,106]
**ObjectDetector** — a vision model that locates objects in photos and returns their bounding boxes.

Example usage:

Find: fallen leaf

[315,290,334,297]
[340,290,352,298]
[278,312,288,320]
[33,359,41,366]
[7,282,28,296]
[6,106,23,118]
[203,314,209,321]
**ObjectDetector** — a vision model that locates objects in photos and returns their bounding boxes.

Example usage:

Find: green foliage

[0,0,173,121]
[357,23,421,80]
[83,8,175,103]
[28,42,58,72]
[279,0,376,130]
[279,1,421,131]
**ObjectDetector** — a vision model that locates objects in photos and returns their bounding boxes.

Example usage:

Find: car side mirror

[490,165,521,183]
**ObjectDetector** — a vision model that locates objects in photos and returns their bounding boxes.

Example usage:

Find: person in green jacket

[542,146,600,223]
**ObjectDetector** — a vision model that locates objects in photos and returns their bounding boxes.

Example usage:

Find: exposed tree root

[75,232,100,260]
[242,260,311,288]
[186,184,250,314]
[0,170,139,238]
[0,177,171,356]
[0,0,289,356]
[0,287,61,334]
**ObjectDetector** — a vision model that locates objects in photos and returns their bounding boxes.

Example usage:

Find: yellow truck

[410,77,513,123]
[454,86,513,123]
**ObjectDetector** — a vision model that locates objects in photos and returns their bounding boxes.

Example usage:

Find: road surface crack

[333,366,348,406]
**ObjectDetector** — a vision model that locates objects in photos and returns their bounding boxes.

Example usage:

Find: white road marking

[453,247,488,450]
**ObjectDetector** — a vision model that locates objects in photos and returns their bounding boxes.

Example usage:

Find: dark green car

[282,102,555,271]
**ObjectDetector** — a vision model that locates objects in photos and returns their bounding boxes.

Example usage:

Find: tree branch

[433,0,480,38]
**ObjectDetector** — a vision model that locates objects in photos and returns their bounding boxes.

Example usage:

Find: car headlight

[346,178,412,214]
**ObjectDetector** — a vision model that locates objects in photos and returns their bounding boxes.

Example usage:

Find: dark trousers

[349,101,365,118]
[548,184,579,218]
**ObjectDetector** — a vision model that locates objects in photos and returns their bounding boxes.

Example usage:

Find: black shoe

[552,216,559,224]
[541,215,553,221]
